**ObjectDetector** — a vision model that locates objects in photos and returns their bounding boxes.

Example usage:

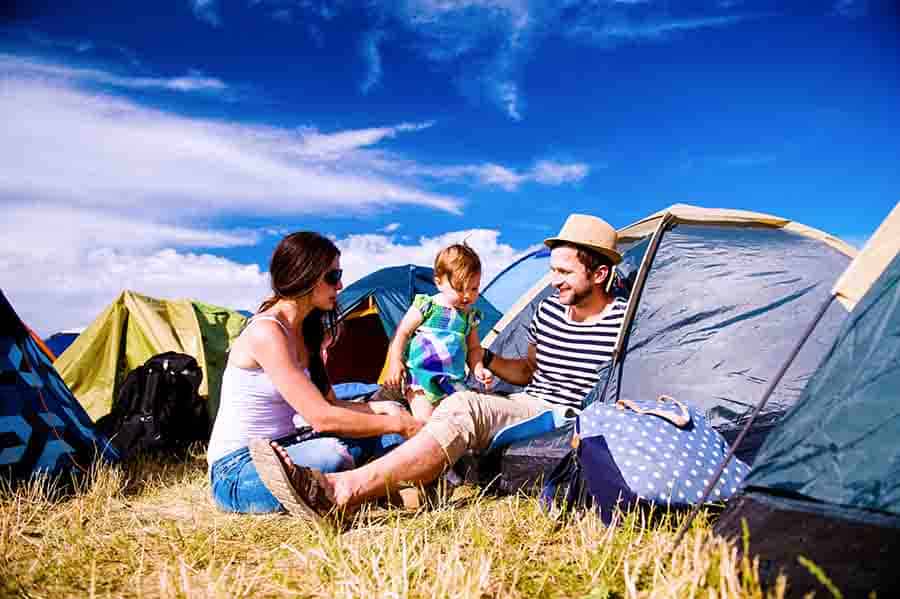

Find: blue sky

[1,0,898,335]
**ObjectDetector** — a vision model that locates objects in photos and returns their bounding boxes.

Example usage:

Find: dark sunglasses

[323,268,343,286]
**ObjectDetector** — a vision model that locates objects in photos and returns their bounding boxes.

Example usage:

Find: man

[249,214,627,523]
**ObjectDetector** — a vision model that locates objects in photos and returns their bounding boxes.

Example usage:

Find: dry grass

[2,451,804,599]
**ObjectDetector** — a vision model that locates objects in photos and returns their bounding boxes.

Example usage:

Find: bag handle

[615,395,692,428]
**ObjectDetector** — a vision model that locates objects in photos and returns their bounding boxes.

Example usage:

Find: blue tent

[44,330,82,358]
[1,291,118,484]
[464,205,856,497]
[715,249,900,598]
[482,248,551,314]
[326,265,502,385]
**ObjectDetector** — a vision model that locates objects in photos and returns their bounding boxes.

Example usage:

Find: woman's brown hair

[258,232,339,396]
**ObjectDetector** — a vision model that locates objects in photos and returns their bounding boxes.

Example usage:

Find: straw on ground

[2,450,798,598]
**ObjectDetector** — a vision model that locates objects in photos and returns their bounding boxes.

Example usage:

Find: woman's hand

[396,412,426,439]
[384,360,407,391]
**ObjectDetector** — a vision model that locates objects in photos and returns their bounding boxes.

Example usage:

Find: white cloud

[0,56,569,335]
[361,30,386,94]
[413,160,591,190]
[295,121,435,158]
[0,54,228,94]
[494,79,522,121]
[1,204,257,259]
[532,160,591,185]
[0,203,267,335]
[241,1,761,119]
[567,13,758,45]
[23,31,143,66]
[3,247,268,337]
[191,0,223,27]
[678,153,777,170]
[334,228,542,290]
[2,218,536,336]
[0,76,461,216]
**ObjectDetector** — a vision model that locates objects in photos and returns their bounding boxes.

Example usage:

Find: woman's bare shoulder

[230,318,291,369]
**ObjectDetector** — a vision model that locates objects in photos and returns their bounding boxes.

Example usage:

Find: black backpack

[96,351,209,459]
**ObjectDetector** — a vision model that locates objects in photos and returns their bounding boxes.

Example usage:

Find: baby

[384,243,495,420]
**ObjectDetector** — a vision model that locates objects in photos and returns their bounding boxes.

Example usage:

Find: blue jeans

[210,432,404,513]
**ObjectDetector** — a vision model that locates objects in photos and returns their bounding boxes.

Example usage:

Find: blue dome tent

[714,202,900,598]
[464,205,857,499]
[1,291,118,485]
[326,265,502,386]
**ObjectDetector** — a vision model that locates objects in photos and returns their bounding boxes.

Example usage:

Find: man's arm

[485,343,537,386]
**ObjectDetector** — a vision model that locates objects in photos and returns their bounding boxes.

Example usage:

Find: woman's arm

[247,321,422,438]
[383,306,424,389]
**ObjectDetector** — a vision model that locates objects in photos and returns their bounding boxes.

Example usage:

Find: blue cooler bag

[549,396,750,522]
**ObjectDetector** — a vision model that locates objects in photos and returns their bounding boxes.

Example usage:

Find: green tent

[327,265,502,386]
[54,290,247,422]
[715,225,900,597]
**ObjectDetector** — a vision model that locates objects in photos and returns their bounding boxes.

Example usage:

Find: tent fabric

[483,204,856,348]
[592,224,852,431]
[192,301,250,420]
[327,265,502,386]
[458,423,575,495]
[54,291,247,421]
[740,251,900,515]
[832,201,900,310]
[44,330,81,358]
[469,206,855,499]
[715,492,900,598]
[337,265,501,342]
[27,326,56,361]
[482,248,551,314]
[617,203,857,257]
[715,250,900,597]
[1,291,118,483]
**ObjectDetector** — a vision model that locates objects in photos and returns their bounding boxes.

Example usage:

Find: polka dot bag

[573,395,750,518]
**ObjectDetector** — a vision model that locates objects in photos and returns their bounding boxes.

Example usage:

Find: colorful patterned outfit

[406,294,482,405]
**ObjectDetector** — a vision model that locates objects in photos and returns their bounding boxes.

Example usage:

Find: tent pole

[601,214,673,406]
[669,293,835,552]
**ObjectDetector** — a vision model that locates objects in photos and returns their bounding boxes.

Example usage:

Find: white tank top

[207,316,311,464]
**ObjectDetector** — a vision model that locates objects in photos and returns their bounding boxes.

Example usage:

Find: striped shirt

[523,295,627,410]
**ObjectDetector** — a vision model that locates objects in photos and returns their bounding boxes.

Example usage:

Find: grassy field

[1,450,829,599]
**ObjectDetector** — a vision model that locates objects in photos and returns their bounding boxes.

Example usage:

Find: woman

[208,232,423,513]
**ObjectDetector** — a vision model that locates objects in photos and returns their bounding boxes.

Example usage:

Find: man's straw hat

[544,214,622,264]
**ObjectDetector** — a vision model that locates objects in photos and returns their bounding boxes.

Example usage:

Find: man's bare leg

[271,431,449,509]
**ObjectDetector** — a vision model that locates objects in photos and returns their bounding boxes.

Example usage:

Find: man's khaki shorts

[422,390,561,465]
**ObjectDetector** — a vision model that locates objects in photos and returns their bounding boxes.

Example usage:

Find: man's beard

[558,285,592,306]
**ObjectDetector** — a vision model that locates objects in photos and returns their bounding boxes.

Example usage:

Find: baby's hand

[474,362,496,390]
[384,362,406,391]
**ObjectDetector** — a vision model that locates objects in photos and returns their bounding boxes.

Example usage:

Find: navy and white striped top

[523,295,627,410]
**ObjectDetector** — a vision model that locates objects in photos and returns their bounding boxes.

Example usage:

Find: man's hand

[474,362,496,390]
